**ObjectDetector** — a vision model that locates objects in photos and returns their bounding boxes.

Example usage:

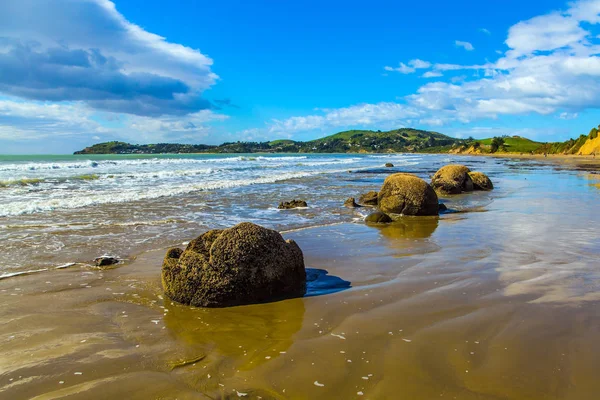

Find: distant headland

[74,126,600,156]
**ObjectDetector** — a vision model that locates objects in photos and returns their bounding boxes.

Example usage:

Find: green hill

[75,128,460,154]
[478,136,543,153]
[75,125,600,155]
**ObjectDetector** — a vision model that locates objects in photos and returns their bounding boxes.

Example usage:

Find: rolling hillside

[75,125,600,155]
[75,128,461,154]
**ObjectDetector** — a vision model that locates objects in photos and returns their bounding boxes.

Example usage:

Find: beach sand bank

[2,217,600,398]
[1,155,600,399]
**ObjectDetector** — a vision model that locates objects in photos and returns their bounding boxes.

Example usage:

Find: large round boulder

[162,222,306,308]
[377,173,439,216]
[431,164,474,194]
[469,171,494,190]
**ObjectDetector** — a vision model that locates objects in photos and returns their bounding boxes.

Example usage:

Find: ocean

[0,153,500,275]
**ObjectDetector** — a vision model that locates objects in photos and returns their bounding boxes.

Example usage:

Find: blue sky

[1,0,600,153]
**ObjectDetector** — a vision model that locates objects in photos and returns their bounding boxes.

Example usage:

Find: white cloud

[268,0,600,137]
[0,0,217,116]
[455,40,475,51]
[559,112,579,119]
[0,99,104,140]
[0,96,228,143]
[384,59,431,74]
[269,102,420,134]
[479,28,491,35]
[505,12,586,57]
[0,0,231,150]
[409,59,431,69]
[422,71,443,78]
[384,62,415,74]
[418,118,444,126]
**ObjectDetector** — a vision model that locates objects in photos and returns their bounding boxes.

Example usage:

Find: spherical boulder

[469,171,494,191]
[378,173,439,216]
[365,211,392,223]
[358,191,378,206]
[431,164,474,194]
[162,222,306,308]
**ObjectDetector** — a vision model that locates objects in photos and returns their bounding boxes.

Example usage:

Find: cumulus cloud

[0,96,228,144]
[271,0,600,136]
[0,98,105,141]
[269,103,420,133]
[0,0,217,117]
[455,40,475,51]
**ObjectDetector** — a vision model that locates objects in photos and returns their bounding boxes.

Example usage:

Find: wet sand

[2,159,600,399]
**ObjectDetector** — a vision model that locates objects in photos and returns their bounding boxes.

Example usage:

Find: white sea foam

[0,170,324,216]
[0,154,431,217]
[0,268,48,280]
[0,155,311,173]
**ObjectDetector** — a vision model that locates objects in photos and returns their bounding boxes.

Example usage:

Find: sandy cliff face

[579,136,600,155]
[449,145,484,155]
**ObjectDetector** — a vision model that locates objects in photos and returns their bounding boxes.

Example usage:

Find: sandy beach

[1,153,600,399]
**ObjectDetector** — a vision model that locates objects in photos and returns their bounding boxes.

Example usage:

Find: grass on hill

[478,136,543,153]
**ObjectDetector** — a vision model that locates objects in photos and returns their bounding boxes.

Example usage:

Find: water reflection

[584,173,600,190]
[366,217,440,256]
[163,297,305,370]
[377,217,439,240]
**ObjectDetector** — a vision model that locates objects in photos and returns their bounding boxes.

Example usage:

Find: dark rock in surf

[344,197,361,208]
[385,163,394,167]
[162,222,306,308]
[278,199,308,209]
[94,256,120,267]
[358,191,379,206]
[365,211,393,223]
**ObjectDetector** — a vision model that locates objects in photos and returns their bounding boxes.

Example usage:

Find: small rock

[438,203,448,212]
[385,163,394,167]
[365,212,392,223]
[278,199,308,209]
[469,171,494,190]
[358,191,378,206]
[94,256,119,267]
[344,197,361,208]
